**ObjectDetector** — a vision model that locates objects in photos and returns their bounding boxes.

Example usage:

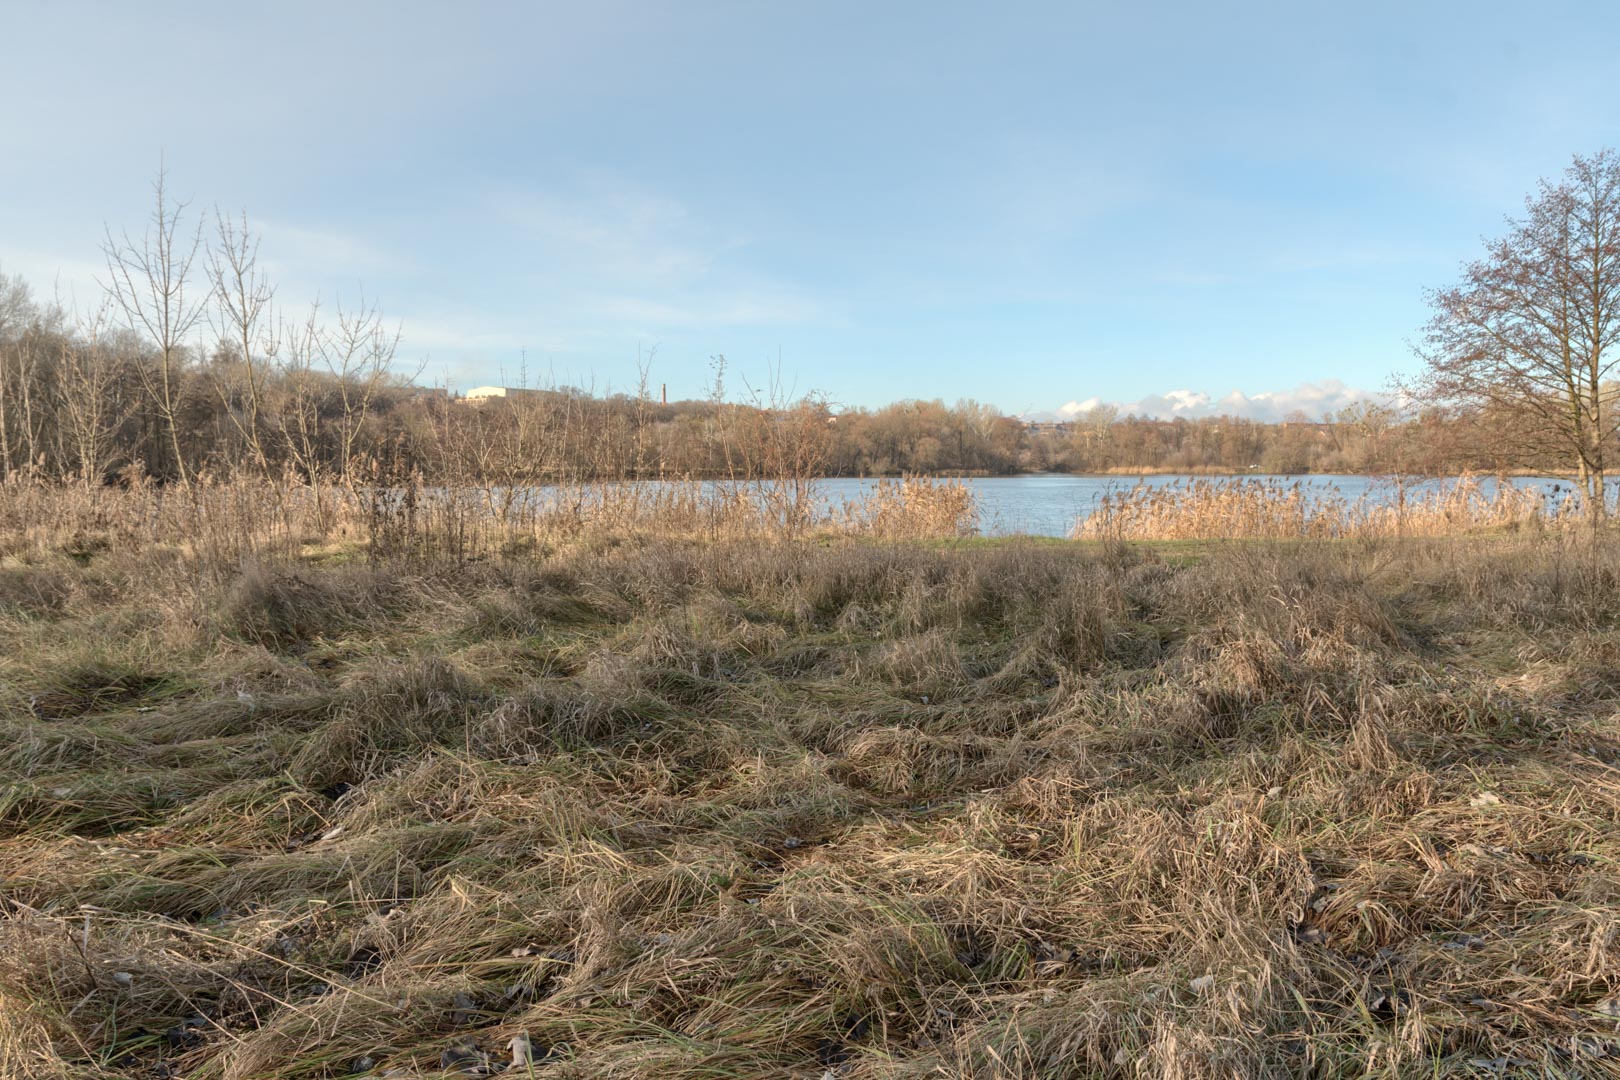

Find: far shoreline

[827,467,1576,480]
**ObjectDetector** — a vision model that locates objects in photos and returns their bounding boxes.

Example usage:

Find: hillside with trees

[0,264,1578,485]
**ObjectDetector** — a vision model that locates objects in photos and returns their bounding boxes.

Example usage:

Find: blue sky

[4,1,1619,418]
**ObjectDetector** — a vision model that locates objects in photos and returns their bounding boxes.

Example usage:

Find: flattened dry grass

[3,533,1620,1078]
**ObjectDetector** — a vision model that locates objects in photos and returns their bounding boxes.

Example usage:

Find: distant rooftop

[461,385,540,401]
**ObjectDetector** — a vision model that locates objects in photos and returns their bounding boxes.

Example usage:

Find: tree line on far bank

[1,156,1616,493]
[0,280,1557,486]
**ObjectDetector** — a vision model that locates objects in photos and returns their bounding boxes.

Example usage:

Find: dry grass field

[2,484,1619,1078]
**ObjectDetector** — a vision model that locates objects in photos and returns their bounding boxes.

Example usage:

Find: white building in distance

[461,386,539,402]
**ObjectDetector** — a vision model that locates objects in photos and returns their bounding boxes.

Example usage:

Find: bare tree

[102,166,207,485]
[0,269,36,475]
[274,300,326,486]
[1414,149,1620,521]
[321,296,403,489]
[736,362,832,537]
[1334,399,1398,473]
[57,302,134,486]
[485,366,571,523]
[0,271,29,340]
[206,209,275,475]
[0,280,67,479]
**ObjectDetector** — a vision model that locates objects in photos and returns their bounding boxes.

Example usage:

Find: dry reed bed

[1075,477,1583,540]
[0,476,977,570]
[1,525,1619,1077]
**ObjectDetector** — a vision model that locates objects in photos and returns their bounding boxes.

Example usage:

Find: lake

[813,473,1595,538]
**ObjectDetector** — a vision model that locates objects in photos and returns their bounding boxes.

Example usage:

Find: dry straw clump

[1075,476,1578,541]
[4,517,1620,1077]
[837,477,978,540]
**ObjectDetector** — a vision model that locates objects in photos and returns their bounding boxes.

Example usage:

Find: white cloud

[484,177,829,336]
[1027,379,1386,423]
[395,314,536,354]
[256,219,412,280]
[493,180,722,283]
[0,250,109,314]
[585,290,827,331]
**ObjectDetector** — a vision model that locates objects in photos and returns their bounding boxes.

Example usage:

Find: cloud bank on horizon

[1024,379,1386,424]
